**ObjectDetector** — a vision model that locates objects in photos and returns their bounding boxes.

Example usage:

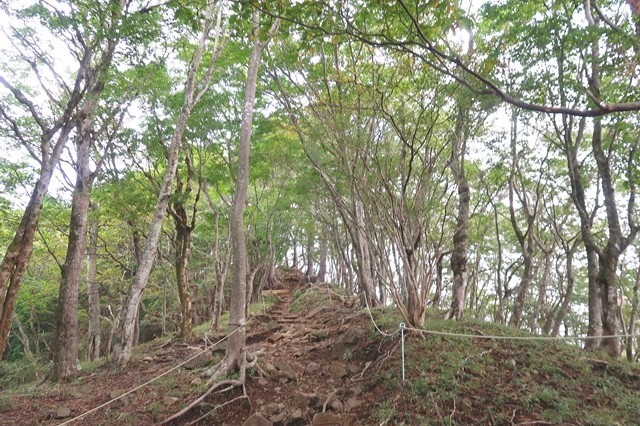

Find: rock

[330,399,343,412]
[270,411,288,425]
[306,361,321,374]
[312,412,342,425]
[345,397,362,411]
[261,403,284,417]
[190,377,203,386]
[289,409,304,422]
[0,398,16,413]
[273,363,297,381]
[308,329,330,342]
[55,407,71,419]
[242,412,273,426]
[257,378,269,386]
[289,361,305,375]
[327,361,348,381]
[163,396,180,406]
[293,392,318,409]
[268,332,284,343]
[183,350,215,369]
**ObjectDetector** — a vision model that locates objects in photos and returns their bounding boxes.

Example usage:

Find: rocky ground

[0,271,400,425]
[3,269,640,425]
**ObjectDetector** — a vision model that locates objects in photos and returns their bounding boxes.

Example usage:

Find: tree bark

[114,1,224,364]
[53,106,100,381]
[222,12,276,372]
[627,258,640,361]
[318,234,328,282]
[447,104,470,320]
[86,203,101,362]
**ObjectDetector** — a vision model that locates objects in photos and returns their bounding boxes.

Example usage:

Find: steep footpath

[207,272,391,426]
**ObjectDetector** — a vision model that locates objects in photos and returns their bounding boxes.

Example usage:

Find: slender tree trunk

[175,220,194,340]
[52,125,95,382]
[353,198,379,308]
[86,203,101,362]
[0,127,71,357]
[317,234,328,282]
[530,253,551,333]
[220,13,275,373]
[113,2,223,364]
[447,105,470,320]
[305,240,314,280]
[627,260,640,361]
[12,315,33,361]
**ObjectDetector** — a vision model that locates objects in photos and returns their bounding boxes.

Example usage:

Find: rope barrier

[401,324,640,341]
[58,309,262,426]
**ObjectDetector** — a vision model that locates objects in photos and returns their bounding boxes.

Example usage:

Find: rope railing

[58,309,262,425]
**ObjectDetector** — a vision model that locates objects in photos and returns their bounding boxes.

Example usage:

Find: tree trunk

[86,202,101,362]
[627,259,640,361]
[447,105,470,320]
[175,219,194,340]
[53,122,96,382]
[317,234,328,282]
[0,127,71,358]
[530,253,551,333]
[353,198,379,308]
[222,12,273,372]
[113,2,223,364]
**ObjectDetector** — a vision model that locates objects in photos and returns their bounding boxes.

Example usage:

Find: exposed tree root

[161,349,257,425]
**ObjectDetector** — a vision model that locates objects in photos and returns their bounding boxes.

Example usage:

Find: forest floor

[2,269,640,425]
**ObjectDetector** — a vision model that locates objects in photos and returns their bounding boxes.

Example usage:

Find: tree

[113,0,226,364]
[0,0,138,358]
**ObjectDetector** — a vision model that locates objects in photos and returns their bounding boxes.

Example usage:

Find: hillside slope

[2,274,640,425]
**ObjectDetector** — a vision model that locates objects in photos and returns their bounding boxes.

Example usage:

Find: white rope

[402,324,640,341]
[58,311,261,426]
[361,288,399,338]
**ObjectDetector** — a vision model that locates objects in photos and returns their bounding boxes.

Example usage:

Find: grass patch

[0,359,49,393]
[289,288,332,314]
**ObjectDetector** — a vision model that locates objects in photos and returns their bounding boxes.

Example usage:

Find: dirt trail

[206,272,398,426]
[0,270,400,426]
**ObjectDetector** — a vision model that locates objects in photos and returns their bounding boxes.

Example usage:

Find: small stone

[0,398,16,413]
[306,361,321,374]
[345,397,362,411]
[308,329,330,342]
[163,396,180,406]
[270,411,288,425]
[327,361,348,381]
[261,403,283,417]
[312,412,342,425]
[268,333,284,343]
[330,399,343,412]
[55,407,71,419]
[242,412,273,426]
[290,409,304,420]
[258,378,269,386]
[262,361,276,373]
[293,392,318,409]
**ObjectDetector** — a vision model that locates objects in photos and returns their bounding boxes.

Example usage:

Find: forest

[0,0,640,405]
